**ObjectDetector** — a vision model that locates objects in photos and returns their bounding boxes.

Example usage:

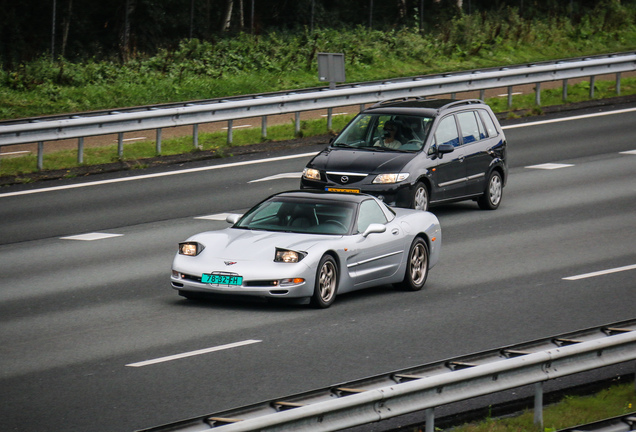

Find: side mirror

[362,223,387,237]
[226,214,242,224]
[437,143,455,155]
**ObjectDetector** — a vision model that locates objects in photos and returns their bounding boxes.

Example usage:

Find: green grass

[446,382,635,432]
[1,75,635,179]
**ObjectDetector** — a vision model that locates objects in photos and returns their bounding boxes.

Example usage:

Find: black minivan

[300,98,507,211]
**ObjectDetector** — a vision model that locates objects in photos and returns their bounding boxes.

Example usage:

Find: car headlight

[302,168,321,181]
[274,248,307,263]
[373,173,410,184]
[179,242,205,256]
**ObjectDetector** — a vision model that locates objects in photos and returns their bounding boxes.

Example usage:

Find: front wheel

[397,237,429,291]
[411,182,429,211]
[310,255,338,308]
[478,171,503,210]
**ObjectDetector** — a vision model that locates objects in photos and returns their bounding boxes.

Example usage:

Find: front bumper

[171,265,316,299]
[300,178,413,207]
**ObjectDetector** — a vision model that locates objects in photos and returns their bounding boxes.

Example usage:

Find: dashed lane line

[563,264,636,281]
[126,340,262,367]
[60,233,123,241]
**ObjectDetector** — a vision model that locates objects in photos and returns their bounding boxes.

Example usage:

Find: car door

[429,114,467,201]
[347,199,406,287]
[456,110,490,195]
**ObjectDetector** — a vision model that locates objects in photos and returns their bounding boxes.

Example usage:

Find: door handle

[392,228,399,235]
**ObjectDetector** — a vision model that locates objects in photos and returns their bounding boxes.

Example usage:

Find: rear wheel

[411,182,429,211]
[310,255,338,308]
[397,237,429,291]
[478,171,503,210]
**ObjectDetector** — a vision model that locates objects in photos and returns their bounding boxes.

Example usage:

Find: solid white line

[126,339,262,367]
[248,172,301,183]
[502,107,636,130]
[563,264,636,281]
[0,152,318,199]
[0,150,31,156]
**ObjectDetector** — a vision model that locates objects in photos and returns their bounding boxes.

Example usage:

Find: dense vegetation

[1,1,635,120]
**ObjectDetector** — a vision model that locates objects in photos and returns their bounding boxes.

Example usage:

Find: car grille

[326,172,368,185]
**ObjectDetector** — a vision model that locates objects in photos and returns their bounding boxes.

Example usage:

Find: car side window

[457,111,482,144]
[357,199,388,233]
[478,110,499,137]
[434,116,460,147]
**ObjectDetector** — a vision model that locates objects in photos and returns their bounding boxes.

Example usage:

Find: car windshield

[234,197,357,235]
[333,113,433,152]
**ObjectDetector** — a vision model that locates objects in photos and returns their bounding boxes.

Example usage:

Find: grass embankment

[0,4,635,179]
[448,382,635,432]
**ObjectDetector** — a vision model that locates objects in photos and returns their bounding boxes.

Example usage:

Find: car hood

[187,228,336,261]
[310,147,414,173]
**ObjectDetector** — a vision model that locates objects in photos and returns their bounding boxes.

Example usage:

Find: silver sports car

[171,190,441,308]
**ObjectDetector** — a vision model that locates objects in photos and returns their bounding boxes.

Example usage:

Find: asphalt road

[0,103,635,432]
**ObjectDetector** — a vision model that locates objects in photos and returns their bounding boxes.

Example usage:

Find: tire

[397,237,429,291]
[310,255,338,308]
[411,182,429,211]
[478,171,503,210]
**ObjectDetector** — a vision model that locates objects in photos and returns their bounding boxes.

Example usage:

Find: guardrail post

[327,107,333,130]
[156,128,162,155]
[616,72,622,95]
[535,82,541,106]
[479,89,485,101]
[562,79,568,102]
[227,119,233,145]
[589,76,596,98]
[117,133,124,158]
[78,137,84,164]
[534,382,544,428]
[261,116,267,139]
[425,408,435,432]
[37,141,44,170]
[193,124,199,149]
[295,112,301,136]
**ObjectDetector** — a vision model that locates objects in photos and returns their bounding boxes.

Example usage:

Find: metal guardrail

[138,319,636,432]
[1,52,635,169]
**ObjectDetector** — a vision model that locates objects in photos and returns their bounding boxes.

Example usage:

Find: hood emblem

[224,261,237,266]
[340,175,349,184]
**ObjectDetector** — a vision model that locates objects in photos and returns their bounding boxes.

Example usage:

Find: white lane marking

[195,213,234,220]
[525,163,574,170]
[620,150,636,155]
[114,137,147,142]
[497,92,523,97]
[0,150,31,156]
[248,172,302,183]
[0,152,319,199]
[563,264,636,281]
[222,124,252,130]
[321,112,349,117]
[126,339,262,367]
[502,107,636,130]
[60,232,123,241]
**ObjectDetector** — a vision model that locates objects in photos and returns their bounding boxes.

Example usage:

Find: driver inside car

[373,120,403,149]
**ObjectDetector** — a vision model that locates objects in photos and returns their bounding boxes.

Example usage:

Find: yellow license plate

[325,187,360,194]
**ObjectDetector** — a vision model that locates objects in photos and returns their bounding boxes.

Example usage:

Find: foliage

[449,382,635,432]
[1,3,636,120]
